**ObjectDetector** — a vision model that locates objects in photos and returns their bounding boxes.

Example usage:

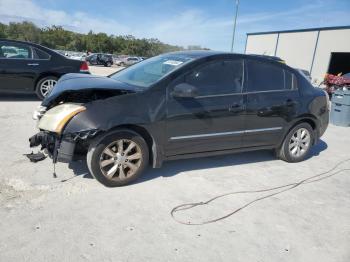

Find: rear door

[165,58,246,156]
[244,59,299,147]
[0,41,38,92]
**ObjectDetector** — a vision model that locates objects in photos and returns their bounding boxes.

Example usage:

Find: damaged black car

[29,51,329,187]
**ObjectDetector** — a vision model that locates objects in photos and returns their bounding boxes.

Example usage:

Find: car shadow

[0,93,39,101]
[68,160,93,179]
[67,140,328,184]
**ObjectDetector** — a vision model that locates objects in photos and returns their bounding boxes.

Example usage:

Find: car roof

[1,38,48,49]
[166,50,286,64]
[0,38,63,56]
[167,50,225,58]
[166,51,294,71]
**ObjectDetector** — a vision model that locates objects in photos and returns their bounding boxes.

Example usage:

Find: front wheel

[278,123,314,162]
[87,130,149,187]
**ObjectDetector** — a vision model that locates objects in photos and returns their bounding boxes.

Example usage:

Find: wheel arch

[285,116,319,146]
[107,124,162,168]
[34,73,61,91]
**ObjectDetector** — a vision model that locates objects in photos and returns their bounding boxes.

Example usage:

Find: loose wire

[171,158,350,225]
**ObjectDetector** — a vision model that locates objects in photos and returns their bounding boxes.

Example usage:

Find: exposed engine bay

[44,89,131,109]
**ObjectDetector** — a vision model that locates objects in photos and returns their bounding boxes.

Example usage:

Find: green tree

[6,21,41,42]
[0,23,7,38]
[0,21,207,56]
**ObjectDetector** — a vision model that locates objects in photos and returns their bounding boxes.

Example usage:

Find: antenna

[230,0,240,52]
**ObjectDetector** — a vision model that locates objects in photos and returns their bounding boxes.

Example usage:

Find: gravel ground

[0,68,349,262]
[89,65,123,76]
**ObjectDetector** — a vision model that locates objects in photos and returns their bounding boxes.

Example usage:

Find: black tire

[106,61,112,67]
[278,123,314,163]
[35,76,58,100]
[87,130,149,187]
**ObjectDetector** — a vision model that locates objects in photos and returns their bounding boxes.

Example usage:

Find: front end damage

[29,102,100,164]
[29,129,99,163]
[28,73,143,166]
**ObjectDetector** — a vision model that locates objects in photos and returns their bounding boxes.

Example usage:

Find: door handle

[27,63,39,66]
[285,99,296,107]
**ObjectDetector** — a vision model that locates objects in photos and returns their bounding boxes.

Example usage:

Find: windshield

[110,54,193,89]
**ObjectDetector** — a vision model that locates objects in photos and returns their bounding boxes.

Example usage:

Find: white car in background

[125,56,142,66]
[70,53,87,61]
[115,56,142,66]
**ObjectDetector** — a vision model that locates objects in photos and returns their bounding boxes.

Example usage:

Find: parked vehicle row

[29,51,329,187]
[54,49,144,67]
[0,39,90,99]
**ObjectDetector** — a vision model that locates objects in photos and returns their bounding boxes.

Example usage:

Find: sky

[0,0,349,52]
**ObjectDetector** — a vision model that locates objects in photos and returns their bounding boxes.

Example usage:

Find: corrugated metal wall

[275,31,318,72]
[245,28,350,84]
[312,29,350,80]
[245,34,278,56]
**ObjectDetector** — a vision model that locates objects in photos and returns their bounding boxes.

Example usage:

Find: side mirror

[171,83,198,98]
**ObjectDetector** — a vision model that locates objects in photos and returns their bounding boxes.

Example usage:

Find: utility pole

[230,0,240,52]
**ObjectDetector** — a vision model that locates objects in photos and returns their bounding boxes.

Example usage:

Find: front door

[244,59,300,147]
[0,41,37,92]
[165,58,246,156]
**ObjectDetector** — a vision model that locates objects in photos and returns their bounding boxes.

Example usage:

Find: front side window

[110,54,193,89]
[0,42,32,59]
[247,60,295,92]
[184,59,243,96]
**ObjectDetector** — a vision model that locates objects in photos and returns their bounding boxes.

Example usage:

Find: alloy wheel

[40,79,57,97]
[99,139,142,180]
[289,128,311,158]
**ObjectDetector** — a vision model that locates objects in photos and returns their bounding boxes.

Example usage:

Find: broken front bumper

[29,129,99,163]
[29,131,76,163]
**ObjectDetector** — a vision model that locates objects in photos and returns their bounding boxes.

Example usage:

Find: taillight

[80,61,89,72]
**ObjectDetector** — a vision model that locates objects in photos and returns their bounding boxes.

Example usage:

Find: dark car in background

[86,53,113,67]
[29,51,329,187]
[0,39,90,99]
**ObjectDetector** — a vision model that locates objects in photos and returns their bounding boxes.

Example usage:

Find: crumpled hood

[42,73,138,107]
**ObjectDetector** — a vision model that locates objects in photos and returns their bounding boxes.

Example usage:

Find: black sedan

[29,51,329,187]
[0,39,89,99]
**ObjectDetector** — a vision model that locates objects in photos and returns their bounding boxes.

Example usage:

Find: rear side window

[246,60,297,92]
[185,59,243,96]
[33,47,50,60]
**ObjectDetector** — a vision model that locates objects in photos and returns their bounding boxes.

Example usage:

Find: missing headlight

[33,106,47,120]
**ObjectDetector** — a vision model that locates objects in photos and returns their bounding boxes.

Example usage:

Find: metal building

[245,26,350,84]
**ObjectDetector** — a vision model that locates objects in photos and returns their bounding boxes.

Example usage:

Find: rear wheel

[35,76,58,100]
[278,123,314,162]
[87,130,149,187]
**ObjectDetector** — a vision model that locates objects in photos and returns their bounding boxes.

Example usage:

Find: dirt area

[0,71,349,261]
[89,65,123,76]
